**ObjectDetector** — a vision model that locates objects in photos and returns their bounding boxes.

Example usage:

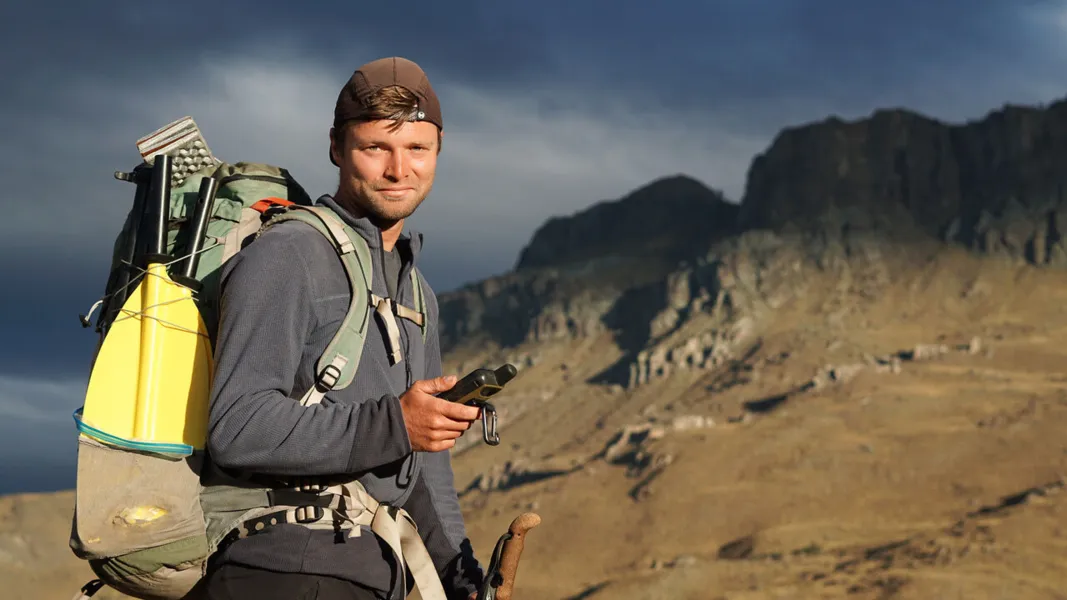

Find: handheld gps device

[437,364,518,446]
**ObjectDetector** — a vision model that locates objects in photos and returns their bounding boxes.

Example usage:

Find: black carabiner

[468,400,500,446]
[480,402,500,446]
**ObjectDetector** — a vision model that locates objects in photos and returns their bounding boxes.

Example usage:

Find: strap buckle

[318,362,343,390]
[294,505,326,524]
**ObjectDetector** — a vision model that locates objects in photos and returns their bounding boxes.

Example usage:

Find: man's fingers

[431,428,464,442]
[434,414,474,432]
[416,375,458,395]
[429,439,457,453]
[438,399,482,422]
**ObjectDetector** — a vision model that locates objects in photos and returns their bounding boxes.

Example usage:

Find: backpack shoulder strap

[391,267,427,342]
[407,267,428,342]
[258,205,373,402]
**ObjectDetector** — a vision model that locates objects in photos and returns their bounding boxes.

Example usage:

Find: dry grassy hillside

[6,233,1067,600]
[448,240,1067,600]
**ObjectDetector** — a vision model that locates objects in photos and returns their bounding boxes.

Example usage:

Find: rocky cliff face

[738,98,1067,264]
[437,93,1067,373]
[437,175,739,354]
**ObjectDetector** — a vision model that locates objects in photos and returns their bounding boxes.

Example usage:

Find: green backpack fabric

[69,160,438,600]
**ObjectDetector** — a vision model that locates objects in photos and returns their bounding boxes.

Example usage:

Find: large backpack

[68,154,446,600]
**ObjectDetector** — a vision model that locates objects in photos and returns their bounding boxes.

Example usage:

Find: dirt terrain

[10,241,1067,599]
[449,245,1067,600]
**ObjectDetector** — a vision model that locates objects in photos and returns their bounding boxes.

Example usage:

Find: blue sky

[2,0,1065,495]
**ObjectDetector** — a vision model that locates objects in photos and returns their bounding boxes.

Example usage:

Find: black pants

[184,563,387,600]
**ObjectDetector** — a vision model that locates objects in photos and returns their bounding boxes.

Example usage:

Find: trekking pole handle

[494,512,541,600]
[178,176,219,281]
[147,154,172,261]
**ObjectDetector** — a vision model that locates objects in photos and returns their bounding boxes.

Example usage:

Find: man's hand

[399,375,482,452]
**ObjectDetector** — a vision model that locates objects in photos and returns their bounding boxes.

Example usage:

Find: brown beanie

[331,57,443,164]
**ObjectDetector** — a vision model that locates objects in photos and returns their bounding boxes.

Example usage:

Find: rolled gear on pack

[69,117,442,600]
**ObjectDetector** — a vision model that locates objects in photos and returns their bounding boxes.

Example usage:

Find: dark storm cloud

[1,0,1065,493]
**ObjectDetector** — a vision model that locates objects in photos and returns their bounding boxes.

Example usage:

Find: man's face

[330,119,441,223]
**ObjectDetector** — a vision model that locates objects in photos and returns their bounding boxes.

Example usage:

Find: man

[196,57,485,600]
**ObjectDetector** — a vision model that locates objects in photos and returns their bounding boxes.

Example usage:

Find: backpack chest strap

[369,293,425,366]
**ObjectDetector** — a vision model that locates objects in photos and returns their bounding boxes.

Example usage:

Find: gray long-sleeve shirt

[202,194,482,599]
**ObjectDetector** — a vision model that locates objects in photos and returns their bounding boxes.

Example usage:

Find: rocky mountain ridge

[438,94,1067,380]
[514,174,738,271]
[436,175,737,353]
[738,98,1067,258]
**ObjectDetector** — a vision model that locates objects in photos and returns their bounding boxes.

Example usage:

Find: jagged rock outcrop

[438,176,739,353]
[514,175,738,271]
[738,98,1067,266]
[437,254,677,353]
[619,212,921,389]
[627,317,755,388]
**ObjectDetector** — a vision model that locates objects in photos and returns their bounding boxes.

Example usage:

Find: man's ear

[329,126,340,165]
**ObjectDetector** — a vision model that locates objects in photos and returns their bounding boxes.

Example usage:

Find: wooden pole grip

[495,513,541,600]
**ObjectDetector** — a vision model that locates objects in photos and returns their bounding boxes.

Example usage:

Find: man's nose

[385,151,406,179]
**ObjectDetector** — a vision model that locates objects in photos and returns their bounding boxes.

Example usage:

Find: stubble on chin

[335,183,427,225]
